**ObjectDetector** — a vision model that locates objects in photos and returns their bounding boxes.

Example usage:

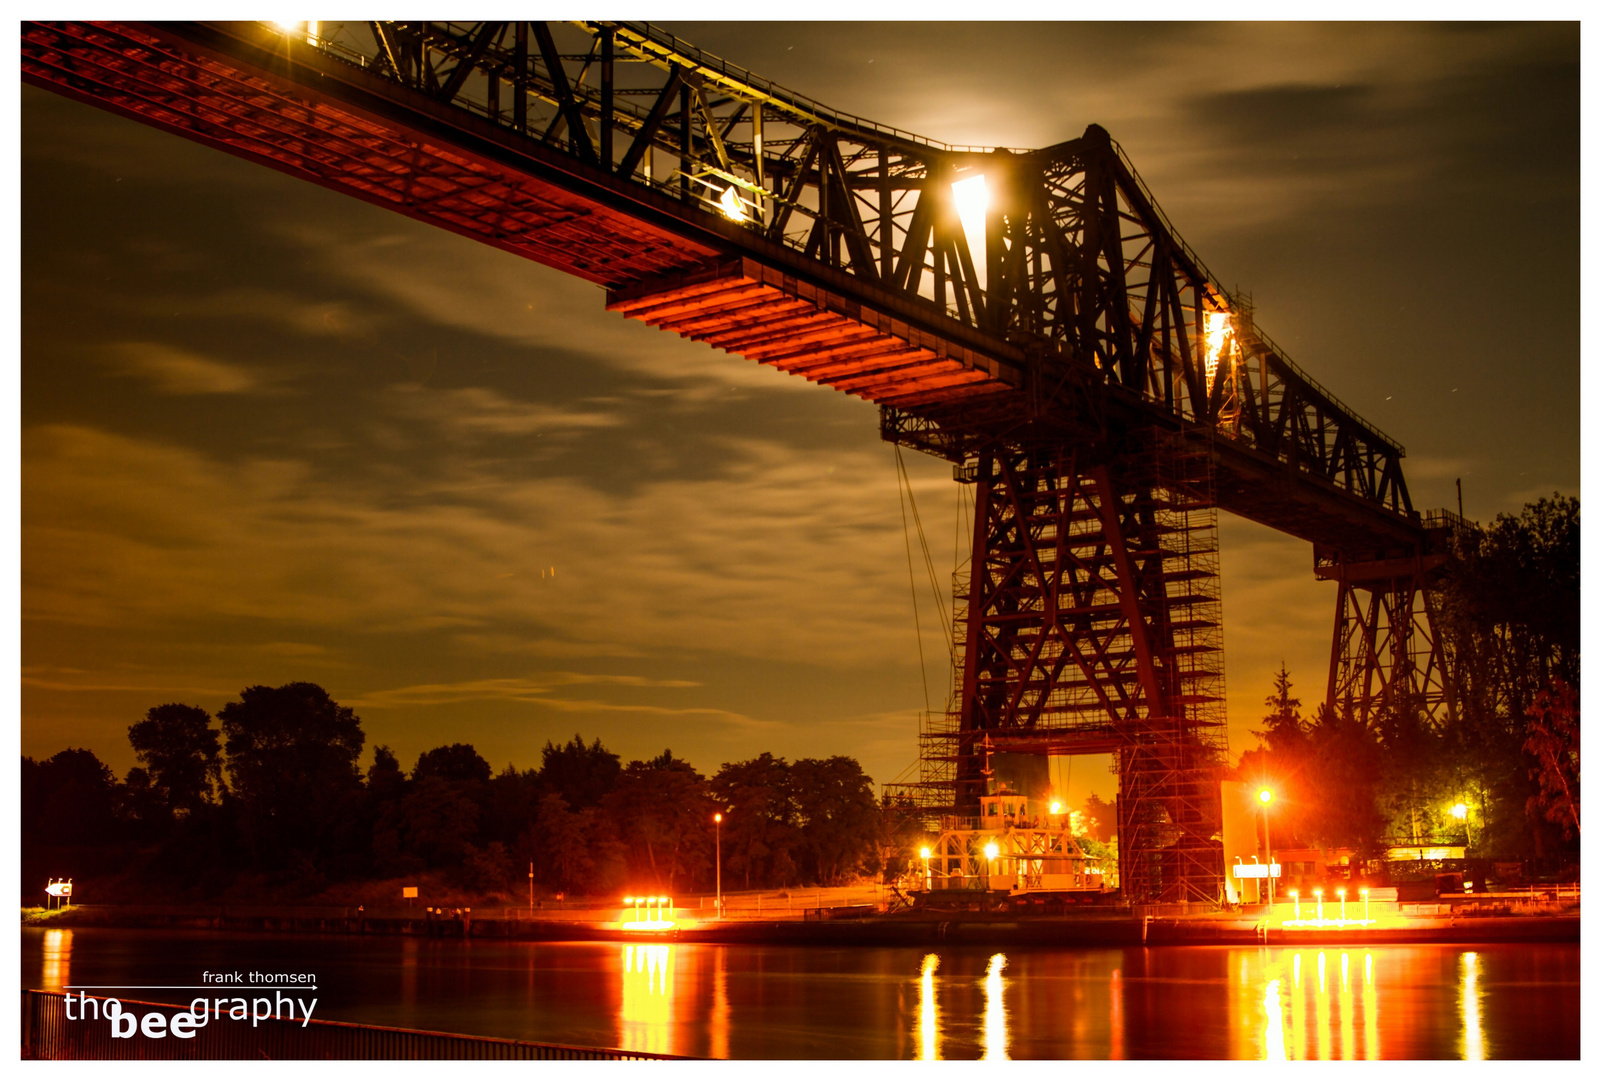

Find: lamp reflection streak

[1291,954,1306,1059]
[1460,951,1486,1060]
[982,953,1008,1060]
[1109,968,1123,1060]
[41,929,72,992]
[620,944,674,1056]
[1315,952,1331,1060]
[1363,951,1379,1059]
[918,953,940,1061]
[1262,978,1287,1060]
[711,947,729,1060]
[1339,952,1355,1059]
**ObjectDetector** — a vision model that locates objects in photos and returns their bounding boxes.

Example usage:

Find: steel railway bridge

[23,20,1460,903]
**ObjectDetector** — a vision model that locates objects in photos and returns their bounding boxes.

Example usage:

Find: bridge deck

[607,259,1019,409]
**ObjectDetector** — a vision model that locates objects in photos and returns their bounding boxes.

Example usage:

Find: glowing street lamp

[713,812,723,919]
[1450,801,1473,846]
[919,846,932,890]
[1337,887,1347,921]
[983,840,1000,884]
[1360,887,1370,922]
[1288,888,1301,921]
[1258,788,1276,906]
[1313,887,1324,922]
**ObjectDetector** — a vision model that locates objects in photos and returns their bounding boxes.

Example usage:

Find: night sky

[19,22,1578,804]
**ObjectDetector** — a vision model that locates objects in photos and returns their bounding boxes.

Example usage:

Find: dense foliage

[23,693,887,904]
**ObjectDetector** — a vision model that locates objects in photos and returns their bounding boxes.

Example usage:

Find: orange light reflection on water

[710,947,729,1060]
[982,953,1008,1060]
[1460,952,1486,1060]
[41,928,72,992]
[918,953,940,1061]
[620,944,674,1056]
[1109,968,1123,1060]
[1257,949,1381,1061]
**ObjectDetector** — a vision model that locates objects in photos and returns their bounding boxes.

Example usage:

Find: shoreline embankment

[21,902,1578,948]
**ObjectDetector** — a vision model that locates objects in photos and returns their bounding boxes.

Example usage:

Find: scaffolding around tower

[885,428,1230,904]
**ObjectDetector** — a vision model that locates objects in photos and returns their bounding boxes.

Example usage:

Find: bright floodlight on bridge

[1258,788,1273,804]
[270,22,319,43]
[951,173,989,288]
[718,185,748,223]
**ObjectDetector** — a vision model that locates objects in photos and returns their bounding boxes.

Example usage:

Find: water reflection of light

[1262,978,1287,1060]
[1293,952,1301,988]
[620,944,674,1056]
[982,953,1008,1060]
[1109,968,1123,1060]
[1460,951,1486,1060]
[41,929,72,991]
[918,953,940,1061]
[1339,952,1355,1059]
[1314,952,1331,1060]
[1362,951,1379,1059]
[711,947,729,1060]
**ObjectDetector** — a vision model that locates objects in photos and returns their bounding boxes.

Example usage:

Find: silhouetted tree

[412,743,491,786]
[367,746,407,804]
[128,703,223,816]
[790,756,880,885]
[1255,665,1307,756]
[606,751,713,891]
[22,748,121,846]
[539,734,621,810]
[218,682,365,872]
[710,753,797,889]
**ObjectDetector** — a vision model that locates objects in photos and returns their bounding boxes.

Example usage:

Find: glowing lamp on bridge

[270,21,320,43]
[717,185,748,223]
[951,173,989,288]
[1049,800,1063,815]
[1204,310,1232,390]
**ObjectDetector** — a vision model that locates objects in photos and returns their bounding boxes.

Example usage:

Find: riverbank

[21,901,1578,948]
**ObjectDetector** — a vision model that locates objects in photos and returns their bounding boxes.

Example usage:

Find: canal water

[21,927,1578,1059]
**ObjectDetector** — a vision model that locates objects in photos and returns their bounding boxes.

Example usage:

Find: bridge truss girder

[21,19,1420,545]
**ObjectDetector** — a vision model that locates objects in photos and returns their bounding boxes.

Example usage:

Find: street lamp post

[713,812,723,919]
[1451,802,1472,846]
[1258,789,1275,907]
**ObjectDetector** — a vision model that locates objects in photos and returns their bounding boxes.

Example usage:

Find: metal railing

[22,990,685,1060]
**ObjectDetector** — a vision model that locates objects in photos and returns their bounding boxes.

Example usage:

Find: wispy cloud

[350,673,700,709]
[105,342,263,395]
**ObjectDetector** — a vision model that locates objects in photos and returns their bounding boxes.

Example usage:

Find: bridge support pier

[902,433,1229,904]
[1318,546,1455,730]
